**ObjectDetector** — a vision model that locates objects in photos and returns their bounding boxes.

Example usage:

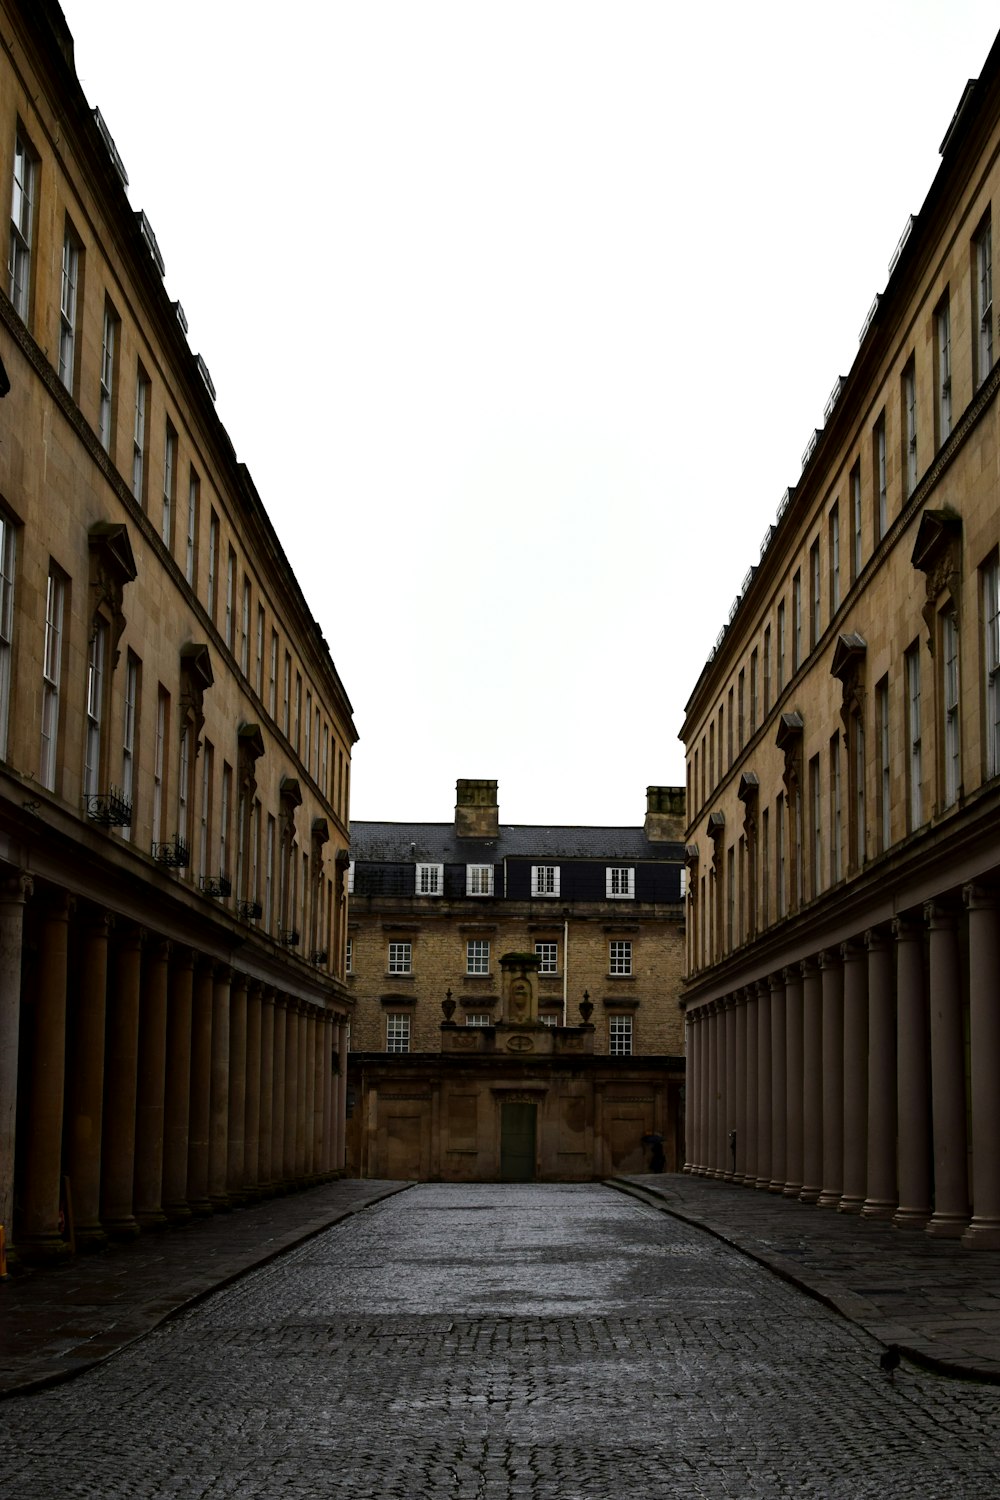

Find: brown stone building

[346,780,686,1179]
[681,30,1000,1246]
[0,0,356,1261]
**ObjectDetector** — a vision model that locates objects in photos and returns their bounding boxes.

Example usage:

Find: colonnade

[684,883,1000,1249]
[2,881,350,1262]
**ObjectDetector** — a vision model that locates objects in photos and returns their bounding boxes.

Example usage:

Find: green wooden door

[500,1102,537,1181]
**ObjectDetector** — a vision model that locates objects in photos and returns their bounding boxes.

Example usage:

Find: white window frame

[8,128,35,321]
[906,644,923,830]
[152,688,166,845]
[39,568,64,791]
[851,463,862,581]
[608,1014,633,1057]
[345,937,353,975]
[83,619,108,800]
[465,1013,491,1027]
[98,304,116,452]
[830,502,841,612]
[942,609,960,807]
[534,940,558,975]
[415,862,443,896]
[240,576,251,676]
[132,366,148,503]
[225,547,235,650]
[875,414,887,540]
[121,652,138,840]
[606,866,635,899]
[904,366,917,499]
[792,571,802,671]
[386,1012,411,1053]
[388,941,412,975]
[162,424,177,547]
[937,297,952,443]
[531,864,560,897]
[58,229,79,391]
[466,938,490,975]
[466,864,494,896]
[976,217,993,389]
[609,939,632,976]
[876,678,890,853]
[985,559,1000,779]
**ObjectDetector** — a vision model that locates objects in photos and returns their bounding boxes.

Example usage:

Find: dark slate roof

[349,822,683,864]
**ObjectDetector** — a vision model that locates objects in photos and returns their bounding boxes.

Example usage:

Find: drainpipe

[562,918,568,1026]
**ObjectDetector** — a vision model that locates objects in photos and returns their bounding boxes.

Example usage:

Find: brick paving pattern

[3,1182,1000,1498]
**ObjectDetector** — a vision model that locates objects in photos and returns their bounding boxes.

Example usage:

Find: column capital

[818,947,840,971]
[213,962,234,985]
[892,913,922,943]
[864,926,889,952]
[963,882,999,913]
[924,898,959,930]
[799,955,818,978]
[755,977,770,1000]
[147,936,171,964]
[768,971,785,995]
[0,870,33,903]
[230,970,251,996]
[840,937,865,964]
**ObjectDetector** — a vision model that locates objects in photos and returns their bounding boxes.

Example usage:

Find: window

[608,1014,633,1057]
[809,754,822,899]
[853,712,866,867]
[829,502,841,613]
[936,295,952,445]
[534,941,558,974]
[240,577,250,675]
[207,510,219,619]
[763,628,772,714]
[162,423,177,547]
[851,461,862,582]
[268,629,278,717]
[83,619,109,799]
[809,539,821,648]
[265,814,275,932]
[902,364,917,501]
[8,127,36,320]
[792,573,802,671]
[776,792,786,918]
[737,670,745,749]
[609,940,632,975]
[255,605,265,698]
[345,937,352,975]
[39,567,65,791]
[98,302,118,452]
[121,652,139,839]
[219,762,232,879]
[466,939,490,974]
[726,687,734,765]
[532,864,560,897]
[761,808,770,928]
[874,412,887,540]
[304,690,312,770]
[132,364,149,504]
[876,676,890,853]
[942,609,960,807]
[0,512,15,760]
[293,672,302,753]
[985,558,1000,779]
[906,643,923,830]
[283,652,291,735]
[58,226,80,392]
[185,470,198,586]
[388,941,412,974]
[386,1013,411,1053]
[777,601,786,691]
[975,214,993,389]
[749,648,758,733]
[225,547,235,650]
[152,687,168,845]
[466,864,494,895]
[466,1013,491,1027]
[198,741,212,881]
[539,1012,559,1028]
[415,862,443,895]
[177,723,191,848]
[606,866,635,899]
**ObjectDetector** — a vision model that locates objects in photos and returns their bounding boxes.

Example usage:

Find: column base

[755,1175,771,1190]
[187,1196,214,1218]
[74,1222,109,1252]
[102,1215,140,1242]
[893,1206,930,1230]
[962,1218,1000,1249]
[208,1193,232,1212]
[926,1212,969,1239]
[783,1182,803,1199]
[816,1189,842,1208]
[767,1180,787,1194]
[17,1233,71,1265]
[799,1185,821,1204]
[837,1195,864,1214]
[135,1208,169,1230]
[861,1198,897,1220]
[163,1201,193,1224]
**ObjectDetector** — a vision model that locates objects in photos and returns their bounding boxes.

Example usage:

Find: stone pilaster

[925,901,969,1237]
[21,892,72,1260]
[66,905,110,1249]
[208,964,232,1210]
[134,936,171,1229]
[799,959,823,1204]
[893,915,930,1229]
[755,979,772,1190]
[862,927,897,1220]
[226,973,249,1203]
[244,983,263,1198]
[768,972,787,1193]
[838,938,868,1214]
[187,958,214,1216]
[783,965,804,1199]
[101,922,143,1240]
[162,947,194,1222]
[817,949,844,1208]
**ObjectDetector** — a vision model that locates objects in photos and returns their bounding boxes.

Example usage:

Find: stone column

[65,905,110,1249]
[312,1009,325,1176]
[272,995,288,1189]
[226,972,249,1203]
[683,1011,695,1172]
[101,922,143,1240]
[258,989,276,1190]
[697,1006,711,1174]
[244,983,263,1199]
[283,1000,299,1183]
[962,885,1000,1247]
[295,1004,309,1180]
[755,979,772,1190]
[724,997,737,1180]
[187,958,214,1216]
[800,958,823,1203]
[925,900,969,1237]
[817,949,844,1208]
[783,965,804,1199]
[706,1002,719,1177]
[134,937,170,1229]
[21,892,72,1259]
[734,994,748,1183]
[839,938,868,1214]
[335,1015,349,1172]
[304,1008,317,1179]
[744,985,759,1189]
[208,965,232,1210]
[768,972,787,1193]
[893,915,931,1230]
[162,947,194,1222]
[0,873,31,1251]
[862,927,897,1219]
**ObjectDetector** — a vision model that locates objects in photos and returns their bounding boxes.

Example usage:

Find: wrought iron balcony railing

[311,949,328,966]
[152,834,190,868]
[200,873,232,899]
[84,787,133,827]
[280,928,300,948]
[237,899,263,921]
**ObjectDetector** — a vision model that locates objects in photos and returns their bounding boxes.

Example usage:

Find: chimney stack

[644,785,685,841]
[455,779,499,839]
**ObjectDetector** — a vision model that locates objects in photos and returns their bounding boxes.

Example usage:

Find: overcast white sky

[61,0,1000,827]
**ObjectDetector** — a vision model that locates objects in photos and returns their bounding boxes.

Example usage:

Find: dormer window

[415,862,443,896]
[466,864,494,896]
[531,864,560,897]
[606,866,634,899]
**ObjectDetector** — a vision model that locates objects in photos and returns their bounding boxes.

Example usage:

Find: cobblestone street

[3,1183,999,1498]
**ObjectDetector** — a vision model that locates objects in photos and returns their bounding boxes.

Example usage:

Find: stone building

[346,780,687,1179]
[0,0,356,1261]
[680,31,1000,1246]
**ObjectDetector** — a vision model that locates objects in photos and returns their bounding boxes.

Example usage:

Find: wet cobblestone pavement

[3,1182,1000,1498]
